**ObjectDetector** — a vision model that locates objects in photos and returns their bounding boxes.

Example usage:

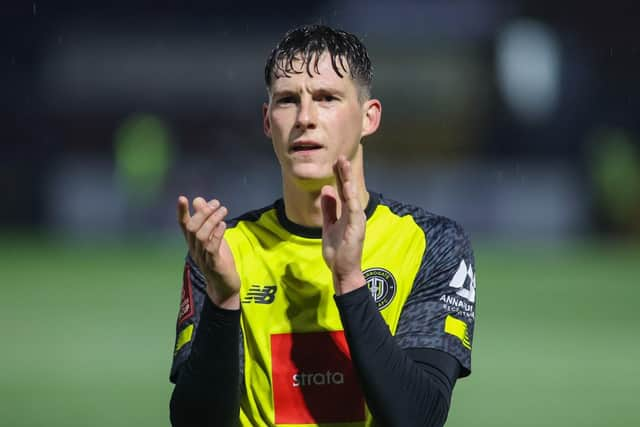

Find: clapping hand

[177,196,241,309]
[320,156,367,295]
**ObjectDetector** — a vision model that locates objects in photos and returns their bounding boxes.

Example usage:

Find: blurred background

[2,0,639,426]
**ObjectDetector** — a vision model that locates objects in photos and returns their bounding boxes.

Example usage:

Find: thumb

[177,195,191,236]
[320,185,338,229]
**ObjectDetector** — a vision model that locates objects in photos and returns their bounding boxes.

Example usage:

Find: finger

[336,156,356,202]
[195,205,228,260]
[205,221,227,254]
[178,196,200,255]
[334,159,346,204]
[196,205,228,243]
[320,185,338,229]
[193,196,207,211]
[187,198,220,234]
[177,196,191,236]
[337,157,361,210]
[188,198,221,258]
[336,158,365,229]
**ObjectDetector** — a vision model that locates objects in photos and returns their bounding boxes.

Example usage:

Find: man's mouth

[290,141,323,152]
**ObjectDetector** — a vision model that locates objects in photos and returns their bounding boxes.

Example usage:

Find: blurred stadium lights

[342,0,509,40]
[372,49,486,119]
[496,19,561,124]
[38,28,487,119]
[114,113,173,205]
[39,34,269,113]
[5,0,638,241]
[587,127,640,230]
[365,158,589,239]
[45,156,129,236]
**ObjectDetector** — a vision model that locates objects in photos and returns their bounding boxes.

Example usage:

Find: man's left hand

[320,155,367,295]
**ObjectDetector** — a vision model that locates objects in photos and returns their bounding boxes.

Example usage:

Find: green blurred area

[1,237,638,426]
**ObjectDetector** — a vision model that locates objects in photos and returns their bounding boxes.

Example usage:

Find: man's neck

[281,171,369,228]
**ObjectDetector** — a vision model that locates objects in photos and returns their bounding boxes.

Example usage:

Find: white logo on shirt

[292,371,345,387]
[448,260,476,303]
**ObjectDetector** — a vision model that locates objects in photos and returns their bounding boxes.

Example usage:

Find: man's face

[263,52,379,188]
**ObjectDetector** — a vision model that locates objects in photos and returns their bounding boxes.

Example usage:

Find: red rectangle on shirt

[271,331,365,424]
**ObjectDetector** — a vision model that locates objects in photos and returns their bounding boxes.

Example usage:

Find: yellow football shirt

[171,192,476,426]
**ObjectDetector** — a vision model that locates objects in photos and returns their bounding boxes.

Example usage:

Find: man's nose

[295,98,317,130]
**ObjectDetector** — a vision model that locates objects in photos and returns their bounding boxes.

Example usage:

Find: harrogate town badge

[363,268,397,310]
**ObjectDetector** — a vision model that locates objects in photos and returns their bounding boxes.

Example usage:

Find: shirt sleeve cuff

[200,294,241,326]
[333,285,372,309]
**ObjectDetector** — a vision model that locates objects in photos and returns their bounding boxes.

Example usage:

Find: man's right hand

[177,196,241,310]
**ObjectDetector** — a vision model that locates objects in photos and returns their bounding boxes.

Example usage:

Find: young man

[169,25,476,427]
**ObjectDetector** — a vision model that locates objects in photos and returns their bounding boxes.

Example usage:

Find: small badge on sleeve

[178,263,195,325]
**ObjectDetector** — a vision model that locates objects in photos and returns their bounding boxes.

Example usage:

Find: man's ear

[361,98,382,138]
[263,102,271,137]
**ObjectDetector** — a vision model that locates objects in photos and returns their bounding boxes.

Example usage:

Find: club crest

[363,268,397,310]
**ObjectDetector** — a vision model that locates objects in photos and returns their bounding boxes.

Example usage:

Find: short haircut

[264,24,373,99]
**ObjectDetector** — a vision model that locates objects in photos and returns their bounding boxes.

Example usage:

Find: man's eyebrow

[313,87,346,96]
[271,89,297,97]
[271,85,347,98]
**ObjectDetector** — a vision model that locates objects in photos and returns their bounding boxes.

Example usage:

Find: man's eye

[277,96,296,104]
[321,95,337,102]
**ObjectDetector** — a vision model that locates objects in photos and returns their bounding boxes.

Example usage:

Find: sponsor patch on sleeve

[178,263,195,325]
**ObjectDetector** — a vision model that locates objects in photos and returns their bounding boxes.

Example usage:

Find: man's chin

[287,171,335,191]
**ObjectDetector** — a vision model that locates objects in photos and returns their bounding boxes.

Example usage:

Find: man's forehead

[271,52,351,85]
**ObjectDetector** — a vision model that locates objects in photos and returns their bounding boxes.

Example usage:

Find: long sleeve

[169,296,241,427]
[335,286,460,427]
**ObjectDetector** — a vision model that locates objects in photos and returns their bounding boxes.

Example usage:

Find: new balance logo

[242,285,277,304]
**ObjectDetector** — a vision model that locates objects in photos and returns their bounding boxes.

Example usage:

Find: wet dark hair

[264,24,373,99]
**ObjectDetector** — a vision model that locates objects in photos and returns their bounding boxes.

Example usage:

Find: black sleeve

[335,286,460,427]
[169,294,241,427]
[170,257,209,384]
